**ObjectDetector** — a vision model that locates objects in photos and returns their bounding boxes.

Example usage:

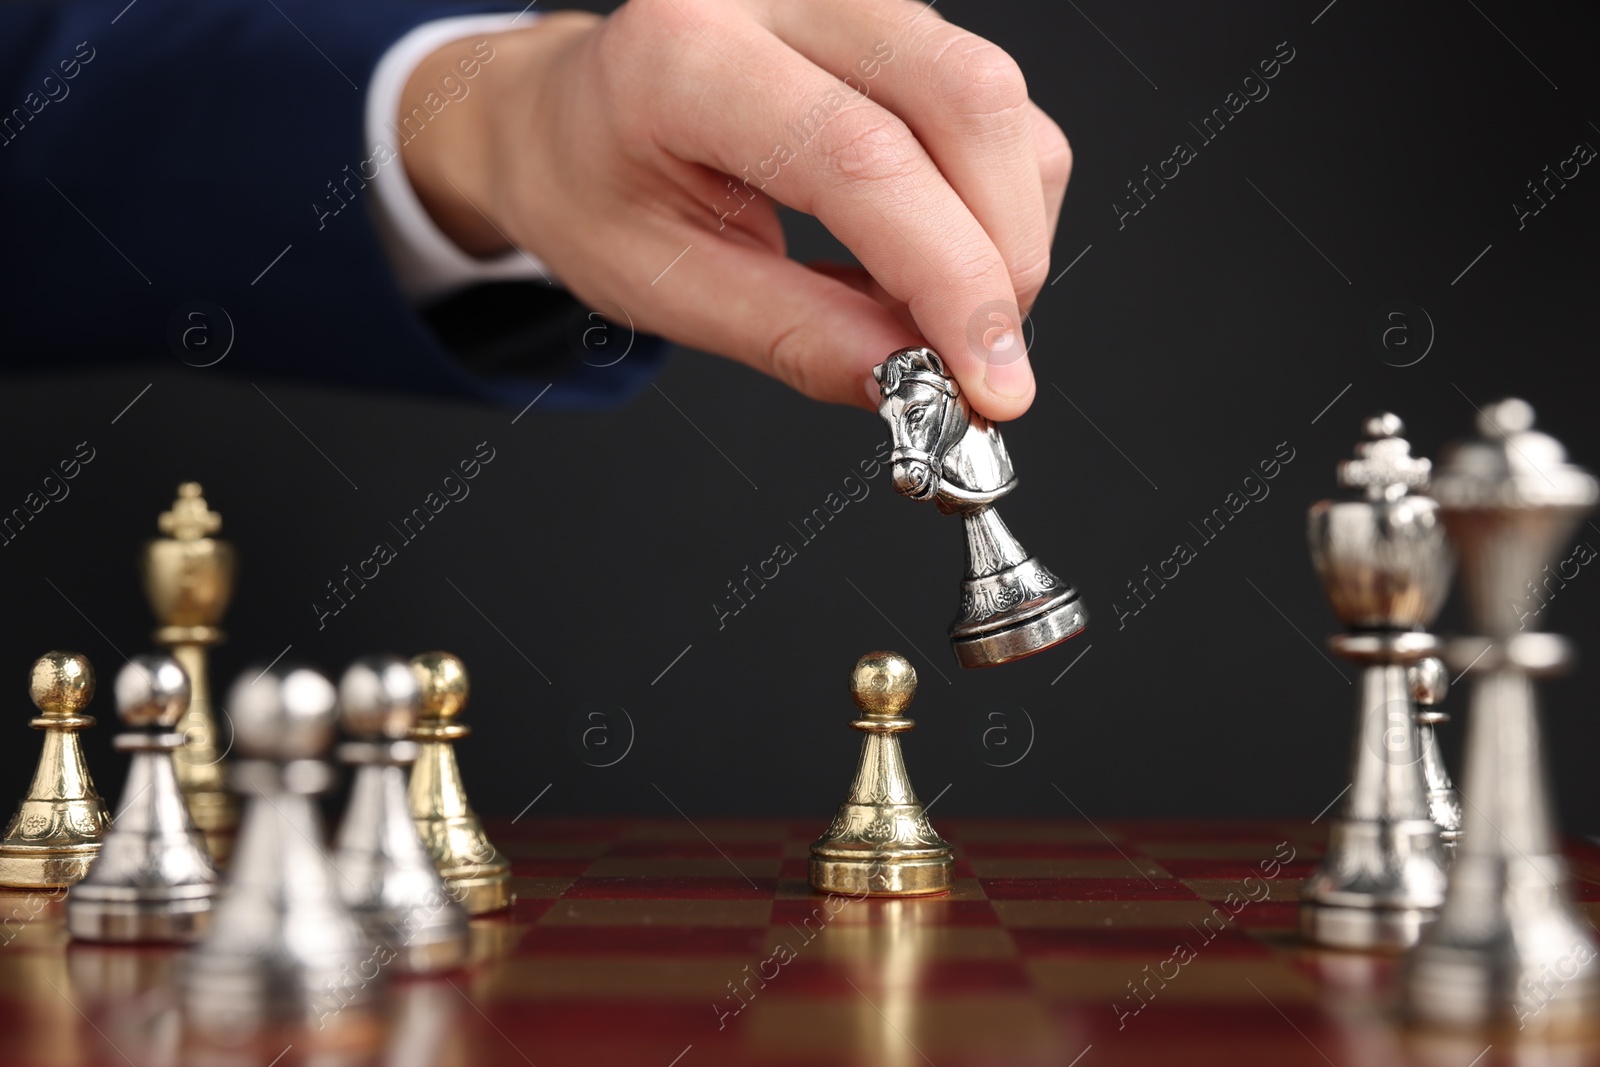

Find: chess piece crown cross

[1337,414,1431,501]
[157,482,222,541]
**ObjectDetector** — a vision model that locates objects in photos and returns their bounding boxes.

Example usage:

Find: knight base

[951,575,1087,669]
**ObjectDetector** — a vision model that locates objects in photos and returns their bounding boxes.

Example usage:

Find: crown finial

[1337,413,1431,500]
[157,483,222,542]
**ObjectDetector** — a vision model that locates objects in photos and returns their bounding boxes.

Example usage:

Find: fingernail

[982,338,1032,399]
[965,299,1031,400]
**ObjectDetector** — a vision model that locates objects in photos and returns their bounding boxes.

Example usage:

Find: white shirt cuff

[365,12,554,305]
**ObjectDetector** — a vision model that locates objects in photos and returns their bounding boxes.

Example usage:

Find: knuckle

[616,0,682,33]
[605,0,696,78]
[1036,114,1073,188]
[1011,251,1051,302]
[815,111,923,185]
[602,0,653,53]
[934,37,1029,121]
[765,320,819,399]
[947,243,1014,289]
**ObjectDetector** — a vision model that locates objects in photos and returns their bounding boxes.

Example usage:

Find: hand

[402,1,1070,420]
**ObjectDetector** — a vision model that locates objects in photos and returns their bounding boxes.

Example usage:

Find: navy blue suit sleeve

[0,0,664,410]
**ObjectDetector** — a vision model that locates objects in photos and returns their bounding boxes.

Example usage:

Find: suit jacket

[0,0,663,408]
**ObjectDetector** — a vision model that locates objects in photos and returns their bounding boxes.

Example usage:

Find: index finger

[640,9,1035,419]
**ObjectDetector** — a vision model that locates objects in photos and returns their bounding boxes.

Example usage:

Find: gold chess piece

[809,651,953,897]
[140,482,238,862]
[0,652,111,887]
[407,652,512,914]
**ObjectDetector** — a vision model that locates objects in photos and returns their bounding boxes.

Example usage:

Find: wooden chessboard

[2,818,1598,1066]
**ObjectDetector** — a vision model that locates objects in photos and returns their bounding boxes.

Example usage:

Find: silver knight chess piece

[873,347,1087,667]
[1300,414,1453,951]
[67,655,221,942]
[1404,399,1600,1031]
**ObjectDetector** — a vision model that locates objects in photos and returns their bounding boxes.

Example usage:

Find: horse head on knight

[873,347,1017,514]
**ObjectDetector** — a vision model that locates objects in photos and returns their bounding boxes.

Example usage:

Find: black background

[3,0,1598,833]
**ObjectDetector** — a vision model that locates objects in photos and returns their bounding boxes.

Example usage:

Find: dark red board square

[959,840,1139,859]
[510,859,592,877]
[980,877,1198,901]
[506,898,558,923]
[487,816,627,841]
[1055,998,1341,1044]
[1158,858,1315,879]
[1011,926,1272,959]
[772,957,1035,997]
[1224,901,1301,929]
[605,840,786,859]
[483,1000,708,1042]
[1111,820,1304,841]
[1568,874,1600,902]
[564,876,776,900]
[514,925,771,956]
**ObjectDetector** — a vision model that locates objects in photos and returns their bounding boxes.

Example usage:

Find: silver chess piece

[1410,657,1463,849]
[183,663,379,1038]
[67,655,220,942]
[334,656,469,975]
[1300,414,1453,950]
[873,347,1087,667]
[1404,399,1600,1030]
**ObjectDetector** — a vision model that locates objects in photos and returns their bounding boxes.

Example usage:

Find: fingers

[807,261,919,336]
[633,233,922,409]
[610,0,1032,419]
[1029,102,1072,278]
[768,1,1053,314]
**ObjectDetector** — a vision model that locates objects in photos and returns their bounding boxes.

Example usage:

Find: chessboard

[4,817,1598,1067]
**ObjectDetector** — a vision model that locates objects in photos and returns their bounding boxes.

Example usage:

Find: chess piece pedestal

[1404,400,1600,1031]
[68,656,219,942]
[873,347,1086,668]
[1300,415,1452,951]
[0,653,109,888]
[142,483,238,862]
[407,653,511,915]
[951,505,1088,669]
[810,652,953,897]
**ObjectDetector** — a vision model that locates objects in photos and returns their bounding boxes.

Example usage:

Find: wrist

[399,15,597,259]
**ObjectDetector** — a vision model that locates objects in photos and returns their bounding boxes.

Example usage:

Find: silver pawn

[182,663,379,1039]
[1300,413,1452,951]
[1404,399,1600,1030]
[67,655,219,942]
[334,655,469,975]
[1410,657,1462,849]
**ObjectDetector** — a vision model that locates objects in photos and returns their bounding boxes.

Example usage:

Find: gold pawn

[408,652,512,914]
[809,651,953,897]
[140,482,238,863]
[0,652,111,887]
